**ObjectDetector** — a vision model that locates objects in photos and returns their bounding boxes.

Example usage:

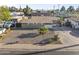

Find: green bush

[38,27,48,35]
[47,35,59,43]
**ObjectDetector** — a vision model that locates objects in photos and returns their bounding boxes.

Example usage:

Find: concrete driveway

[53,26,79,44]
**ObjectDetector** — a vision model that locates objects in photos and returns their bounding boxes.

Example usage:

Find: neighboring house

[19,16,60,29]
[10,12,24,16]
[31,10,40,16]
[64,17,79,29]
[32,10,53,16]
[11,16,23,22]
[11,12,24,22]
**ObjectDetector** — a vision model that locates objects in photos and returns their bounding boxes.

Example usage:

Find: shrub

[38,27,48,35]
[53,35,59,41]
[47,35,59,43]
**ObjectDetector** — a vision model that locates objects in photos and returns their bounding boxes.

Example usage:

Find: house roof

[21,16,60,24]
[11,12,24,16]
[11,16,22,19]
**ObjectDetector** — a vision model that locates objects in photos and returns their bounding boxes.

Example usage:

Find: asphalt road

[1,50,79,55]
[31,51,79,55]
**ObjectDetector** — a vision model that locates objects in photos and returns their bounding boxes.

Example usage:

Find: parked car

[3,21,15,28]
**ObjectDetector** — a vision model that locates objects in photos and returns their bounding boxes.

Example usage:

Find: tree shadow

[33,38,51,46]
[33,37,60,46]
[17,33,39,39]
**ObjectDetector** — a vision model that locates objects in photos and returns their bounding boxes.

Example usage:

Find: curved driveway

[53,26,79,44]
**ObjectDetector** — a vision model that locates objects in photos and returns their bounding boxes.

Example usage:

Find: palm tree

[23,5,32,16]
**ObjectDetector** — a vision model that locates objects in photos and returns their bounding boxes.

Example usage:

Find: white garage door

[45,24,58,29]
[45,25,53,29]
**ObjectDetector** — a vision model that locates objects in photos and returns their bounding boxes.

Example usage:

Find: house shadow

[17,33,39,39]
[53,26,72,31]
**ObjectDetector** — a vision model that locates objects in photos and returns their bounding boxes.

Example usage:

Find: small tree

[0,6,11,21]
[58,16,64,26]
[60,6,65,11]
[67,6,75,13]
[76,6,79,12]
[38,27,48,35]
[52,35,59,41]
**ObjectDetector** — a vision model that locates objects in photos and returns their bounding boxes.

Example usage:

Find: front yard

[2,28,61,45]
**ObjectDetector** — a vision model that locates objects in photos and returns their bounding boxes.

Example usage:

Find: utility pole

[19,5,22,15]
[58,4,60,12]
[53,5,55,16]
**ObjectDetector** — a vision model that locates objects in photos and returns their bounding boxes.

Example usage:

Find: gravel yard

[2,29,59,44]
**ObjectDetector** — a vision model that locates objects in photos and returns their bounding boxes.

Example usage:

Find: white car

[3,21,15,28]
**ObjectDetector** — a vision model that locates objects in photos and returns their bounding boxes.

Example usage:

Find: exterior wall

[45,24,59,29]
[21,23,44,29]
[70,20,79,29]
[64,18,79,29]
[21,23,60,29]
[74,23,79,29]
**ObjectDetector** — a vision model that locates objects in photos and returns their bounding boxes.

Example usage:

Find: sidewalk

[0,43,79,54]
[0,43,63,54]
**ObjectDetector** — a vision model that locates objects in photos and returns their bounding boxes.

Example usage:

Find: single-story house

[18,16,60,29]
[11,12,25,22]
[64,17,79,29]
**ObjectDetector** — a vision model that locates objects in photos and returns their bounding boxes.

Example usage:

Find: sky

[0,0,79,10]
[9,4,79,10]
